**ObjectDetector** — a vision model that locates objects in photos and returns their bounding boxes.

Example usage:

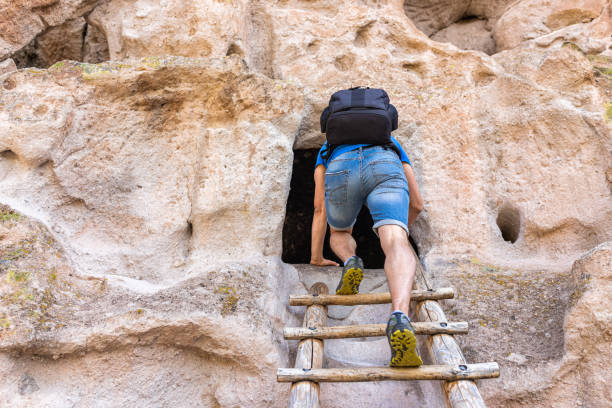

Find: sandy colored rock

[0,57,304,283]
[36,18,87,67]
[431,18,496,55]
[494,0,610,52]
[531,3,612,56]
[0,58,17,76]
[88,0,275,76]
[402,0,516,36]
[547,242,612,408]
[82,20,110,63]
[402,0,514,52]
[9,16,109,68]
[418,243,612,408]
[403,0,471,36]
[0,0,46,59]
[0,0,101,61]
[0,202,302,408]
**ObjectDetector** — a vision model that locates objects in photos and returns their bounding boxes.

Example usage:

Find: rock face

[1,0,611,407]
[403,0,612,55]
[494,0,610,53]
[550,242,612,408]
[403,0,514,37]
[424,242,612,408]
[0,58,16,76]
[0,57,305,407]
[0,0,102,61]
[431,17,496,55]
[1,57,303,282]
[1,0,110,68]
[10,17,110,69]
[403,0,515,53]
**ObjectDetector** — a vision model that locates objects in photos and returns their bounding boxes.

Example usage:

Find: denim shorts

[324,146,410,235]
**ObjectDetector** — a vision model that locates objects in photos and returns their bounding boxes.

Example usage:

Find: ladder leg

[411,246,489,408]
[289,282,328,408]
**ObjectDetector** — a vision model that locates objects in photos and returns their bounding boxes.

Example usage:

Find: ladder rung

[284,321,468,340]
[277,362,499,383]
[289,287,454,306]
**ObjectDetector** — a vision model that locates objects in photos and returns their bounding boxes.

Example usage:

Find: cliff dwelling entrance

[282,149,419,268]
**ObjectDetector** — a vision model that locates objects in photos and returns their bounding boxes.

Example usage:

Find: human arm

[310,165,338,266]
[310,165,339,266]
[403,163,423,226]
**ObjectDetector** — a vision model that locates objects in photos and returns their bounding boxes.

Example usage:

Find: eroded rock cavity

[10,18,109,68]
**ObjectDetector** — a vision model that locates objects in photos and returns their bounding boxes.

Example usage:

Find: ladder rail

[411,246,490,408]
[288,282,328,408]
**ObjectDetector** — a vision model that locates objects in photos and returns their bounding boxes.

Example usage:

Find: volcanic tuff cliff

[0,0,611,407]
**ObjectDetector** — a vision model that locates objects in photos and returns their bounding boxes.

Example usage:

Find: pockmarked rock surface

[548,242,612,408]
[1,57,304,283]
[1,0,611,407]
[0,192,303,407]
[0,57,306,407]
[420,242,612,408]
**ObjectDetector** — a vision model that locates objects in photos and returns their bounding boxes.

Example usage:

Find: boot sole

[389,328,423,367]
[335,267,363,295]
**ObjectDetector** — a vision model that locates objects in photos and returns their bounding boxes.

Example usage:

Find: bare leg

[329,228,356,264]
[378,224,416,315]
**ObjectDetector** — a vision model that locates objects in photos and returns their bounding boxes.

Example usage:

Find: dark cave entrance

[282,149,419,268]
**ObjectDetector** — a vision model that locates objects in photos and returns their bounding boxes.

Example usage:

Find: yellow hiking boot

[386,311,423,367]
[335,256,364,295]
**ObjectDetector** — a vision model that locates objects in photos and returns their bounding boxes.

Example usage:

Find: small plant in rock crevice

[217,285,239,316]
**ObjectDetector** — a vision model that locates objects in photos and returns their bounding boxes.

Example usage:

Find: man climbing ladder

[309,87,424,367]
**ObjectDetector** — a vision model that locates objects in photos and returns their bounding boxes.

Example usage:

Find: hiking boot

[386,311,423,367]
[335,256,364,295]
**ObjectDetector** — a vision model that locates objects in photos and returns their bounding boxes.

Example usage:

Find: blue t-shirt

[314,136,411,169]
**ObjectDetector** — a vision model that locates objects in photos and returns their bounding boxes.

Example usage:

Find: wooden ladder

[277,249,500,407]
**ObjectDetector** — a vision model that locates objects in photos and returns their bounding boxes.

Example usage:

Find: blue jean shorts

[324,146,410,235]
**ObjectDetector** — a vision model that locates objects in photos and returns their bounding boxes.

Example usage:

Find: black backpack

[320,87,399,160]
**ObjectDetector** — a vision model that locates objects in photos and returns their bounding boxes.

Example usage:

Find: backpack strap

[350,87,366,107]
[382,141,402,160]
[320,144,337,162]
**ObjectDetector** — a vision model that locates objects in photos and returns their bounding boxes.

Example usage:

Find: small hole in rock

[496,203,520,244]
[226,43,244,57]
[186,221,193,238]
[0,150,18,160]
